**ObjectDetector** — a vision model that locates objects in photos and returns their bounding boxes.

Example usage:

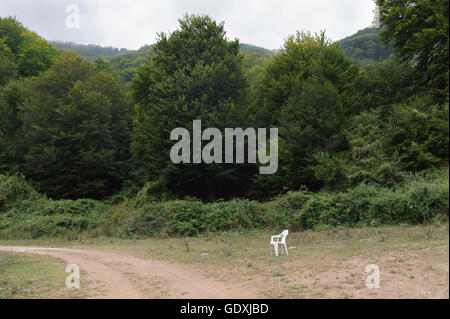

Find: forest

[0,0,448,239]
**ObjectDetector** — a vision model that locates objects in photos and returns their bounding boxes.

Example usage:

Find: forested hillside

[0,0,448,239]
[50,41,130,61]
[108,44,154,82]
[48,29,391,83]
[338,27,393,63]
[49,41,276,83]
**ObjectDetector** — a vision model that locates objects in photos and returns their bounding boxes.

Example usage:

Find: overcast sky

[0,0,376,50]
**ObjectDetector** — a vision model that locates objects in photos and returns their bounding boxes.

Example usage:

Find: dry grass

[0,223,448,299]
[0,252,87,299]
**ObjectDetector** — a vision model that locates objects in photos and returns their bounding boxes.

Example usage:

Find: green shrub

[0,198,109,239]
[204,199,265,232]
[0,175,110,239]
[0,174,41,211]
[121,199,204,237]
[297,170,449,230]
[133,181,175,207]
[1,169,448,239]
[265,190,312,230]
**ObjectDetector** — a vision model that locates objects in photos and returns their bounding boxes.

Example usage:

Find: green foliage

[0,39,18,86]
[0,17,58,175]
[242,52,271,87]
[386,95,449,170]
[131,14,252,200]
[264,190,312,230]
[109,45,154,82]
[107,43,273,83]
[338,27,393,63]
[357,58,416,109]
[19,51,132,199]
[121,199,204,237]
[0,199,110,239]
[50,41,129,61]
[0,79,30,174]
[0,174,41,211]
[312,151,342,186]
[133,181,176,206]
[16,31,58,78]
[0,16,58,84]
[297,170,448,230]
[0,12,448,239]
[252,31,360,194]
[120,168,448,237]
[240,43,275,57]
[121,198,266,237]
[1,168,447,239]
[0,174,110,239]
[337,109,404,188]
[204,199,265,232]
[377,0,449,98]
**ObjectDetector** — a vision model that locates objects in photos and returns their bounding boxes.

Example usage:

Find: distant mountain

[240,43,276,57]
[49,27,393,83]
[337,27,393,64]
[50,41,130,61]
[108,44,154,82]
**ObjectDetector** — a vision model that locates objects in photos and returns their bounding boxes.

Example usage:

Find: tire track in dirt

[0,246,259,299]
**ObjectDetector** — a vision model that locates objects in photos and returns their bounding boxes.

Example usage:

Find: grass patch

[0,251,86,299]
[1,223,447,298]
[0,168,448,239]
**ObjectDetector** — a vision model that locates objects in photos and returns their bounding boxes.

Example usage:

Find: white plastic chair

[270,230,289,256]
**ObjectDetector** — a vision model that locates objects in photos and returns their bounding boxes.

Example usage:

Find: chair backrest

[280,230,288,243]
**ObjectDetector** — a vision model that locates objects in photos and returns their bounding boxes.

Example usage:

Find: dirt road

[0,246,259,299]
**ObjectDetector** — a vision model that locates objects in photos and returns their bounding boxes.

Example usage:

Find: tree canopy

[0,16,58,85]
[0,9,448,202]
[131,14,251,200]
[19,52,132,199]
[377,0,449,98]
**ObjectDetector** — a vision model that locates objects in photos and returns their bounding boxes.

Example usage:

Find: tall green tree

[1,17,58,174]
[386,95,449,170]
[0,79,31,173]
[251,32,360,195]
[0,16,58,83]
[357,58,416,111]
[376,0,449,98]
[19,51,132,199]
[131,15,251,200]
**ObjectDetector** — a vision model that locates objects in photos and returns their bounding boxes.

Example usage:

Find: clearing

[0,224,448,299]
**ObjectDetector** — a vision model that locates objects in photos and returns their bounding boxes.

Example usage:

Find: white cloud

[0,0,376,50]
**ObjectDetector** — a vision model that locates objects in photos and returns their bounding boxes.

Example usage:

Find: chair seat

[270,230,289,256]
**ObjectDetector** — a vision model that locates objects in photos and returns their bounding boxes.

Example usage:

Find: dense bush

[204,199,265,232]
[0,174,110,239]
[0,168,448,239]
[120,168,448,237]
[0,174,41,211]
[18,51,132,200]
[121,200,204,237]
[298,179,448,229]
[121,199,265,237]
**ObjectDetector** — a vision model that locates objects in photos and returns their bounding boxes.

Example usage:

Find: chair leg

[284,244,288,256]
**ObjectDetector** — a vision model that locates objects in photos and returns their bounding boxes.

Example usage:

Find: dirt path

[0,246,259,299]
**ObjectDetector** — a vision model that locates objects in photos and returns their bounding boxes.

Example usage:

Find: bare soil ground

[0,246,256,298]
[0,224,448,299]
